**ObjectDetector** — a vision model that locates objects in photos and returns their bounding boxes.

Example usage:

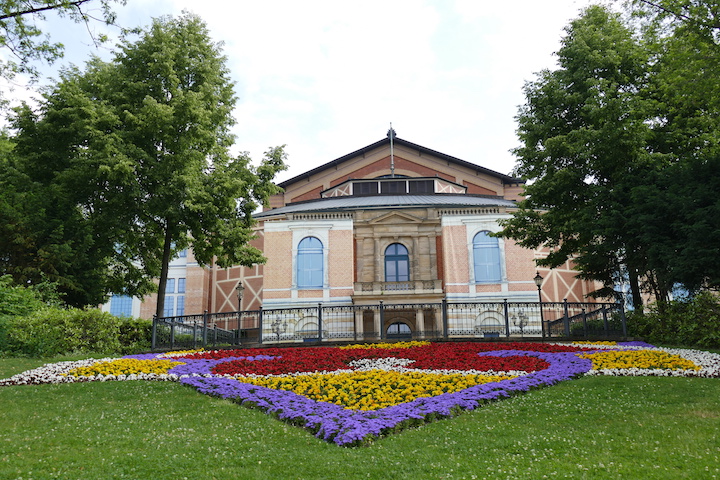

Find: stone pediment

[368,211,424,225]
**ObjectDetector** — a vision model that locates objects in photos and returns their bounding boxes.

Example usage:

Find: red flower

[194,342,583,376]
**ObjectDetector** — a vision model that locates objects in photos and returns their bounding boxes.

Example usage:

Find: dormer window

[353,182,378,196]
[322,177,467,198]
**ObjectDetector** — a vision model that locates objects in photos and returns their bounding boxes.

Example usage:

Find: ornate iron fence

[151,299,626,351]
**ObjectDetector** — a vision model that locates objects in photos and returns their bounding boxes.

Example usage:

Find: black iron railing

[151,299,626,351]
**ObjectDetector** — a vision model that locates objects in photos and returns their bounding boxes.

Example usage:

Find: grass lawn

[0,357,718,480]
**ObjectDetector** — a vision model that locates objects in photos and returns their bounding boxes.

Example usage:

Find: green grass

[0,358,718,479]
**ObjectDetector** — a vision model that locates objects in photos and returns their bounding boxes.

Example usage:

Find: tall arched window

[297,236,323,288]
[473,231,501,282]
[385,243,409,282]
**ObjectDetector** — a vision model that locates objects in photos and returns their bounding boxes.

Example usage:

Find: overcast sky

[4,0,603,182]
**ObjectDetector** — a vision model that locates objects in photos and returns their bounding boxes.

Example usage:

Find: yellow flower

[65,358,184,377]
[339,341,430,350]
[579,350,700,371]
[234,370,515,411]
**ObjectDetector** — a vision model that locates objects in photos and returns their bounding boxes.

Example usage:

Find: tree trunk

[155,225,174,319]
[628,267,644,313]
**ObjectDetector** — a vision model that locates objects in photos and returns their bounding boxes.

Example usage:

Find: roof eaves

[277,136,524,188]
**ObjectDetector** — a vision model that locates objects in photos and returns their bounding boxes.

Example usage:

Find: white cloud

[3,0,602,180]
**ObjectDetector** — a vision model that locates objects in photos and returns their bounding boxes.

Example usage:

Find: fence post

[202,310,209,348]
[151,315,157,351]
[317,303,323,342]
[240,310,242,345]
[441,299,448,339]
[620,303,627,337]
[602,305,609,336]
[258,307,264,345]
[563,299,570,337]
[581,308,587,338]
[503,299,510,337]
[379,301,385,340]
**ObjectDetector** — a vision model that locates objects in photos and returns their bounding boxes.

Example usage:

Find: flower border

[178,349,592,446]
[2,341,719,446]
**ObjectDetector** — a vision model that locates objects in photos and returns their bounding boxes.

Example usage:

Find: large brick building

[105,131,599,333]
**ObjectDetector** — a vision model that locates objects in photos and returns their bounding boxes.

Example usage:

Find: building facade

[110,132,601,337]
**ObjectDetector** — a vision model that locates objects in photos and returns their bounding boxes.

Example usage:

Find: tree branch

[0,0,95,21]
[638,0,720,30]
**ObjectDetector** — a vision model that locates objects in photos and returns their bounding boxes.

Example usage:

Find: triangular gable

[278,135,522,189]
[368,211,424,225]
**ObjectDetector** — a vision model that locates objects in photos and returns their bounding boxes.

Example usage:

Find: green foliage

[0,307,151,357]
[117,317,152,354]
[569,316,626,338]
[501,5,653,307]
[0,1,124,88]
[501,3,720,306]
[2,13,287,309]
[627,291,720,348]
[0,275,47,317]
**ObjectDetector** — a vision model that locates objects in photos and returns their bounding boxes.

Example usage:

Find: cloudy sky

[5,0,601,182]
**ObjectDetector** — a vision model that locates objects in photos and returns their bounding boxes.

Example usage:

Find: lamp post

[534,271,545,338]
[236,281,245,312]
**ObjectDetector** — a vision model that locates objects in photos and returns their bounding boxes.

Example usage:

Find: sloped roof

[277,136,523,189]
[256,194,516,218]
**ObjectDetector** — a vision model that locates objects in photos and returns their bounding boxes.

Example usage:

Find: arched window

[385,243,409,282]
[387,322,412,338]
[473,231,501,282]
[297,237,323,288]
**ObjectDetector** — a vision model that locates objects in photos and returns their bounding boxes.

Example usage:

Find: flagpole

[389,122,395,177]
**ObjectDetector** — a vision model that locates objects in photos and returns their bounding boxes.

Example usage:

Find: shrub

[1,307,152,357]
[0,275,54,317]
[627,291,720,349]
[569,316,625,338]
[118,318,152,354]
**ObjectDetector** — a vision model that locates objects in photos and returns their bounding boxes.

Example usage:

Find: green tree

[626,0,720,294]
[4,13,287,311]
[0,0,124,99]
[499,5,655,308]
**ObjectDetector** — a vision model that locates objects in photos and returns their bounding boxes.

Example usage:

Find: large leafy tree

[502,2,720,308]
[500,5,654,308]
[4,13,287,312]
[627,0,720,294]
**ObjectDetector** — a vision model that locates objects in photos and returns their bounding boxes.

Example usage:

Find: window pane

[473,231,501,282]
[109,295,133,317]
[397,260,409,281]
[380,181,406,194]
[353,182,378,195]
[163,296,175,317]
[297,236,323,288]
[176,296,185,316]
[165,278,175,294]
[409,180,433,194]
[385,243,410,282]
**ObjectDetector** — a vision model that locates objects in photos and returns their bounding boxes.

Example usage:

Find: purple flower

[178,349,593,446]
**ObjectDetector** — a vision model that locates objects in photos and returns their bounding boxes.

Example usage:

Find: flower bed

[1,341,718,446]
